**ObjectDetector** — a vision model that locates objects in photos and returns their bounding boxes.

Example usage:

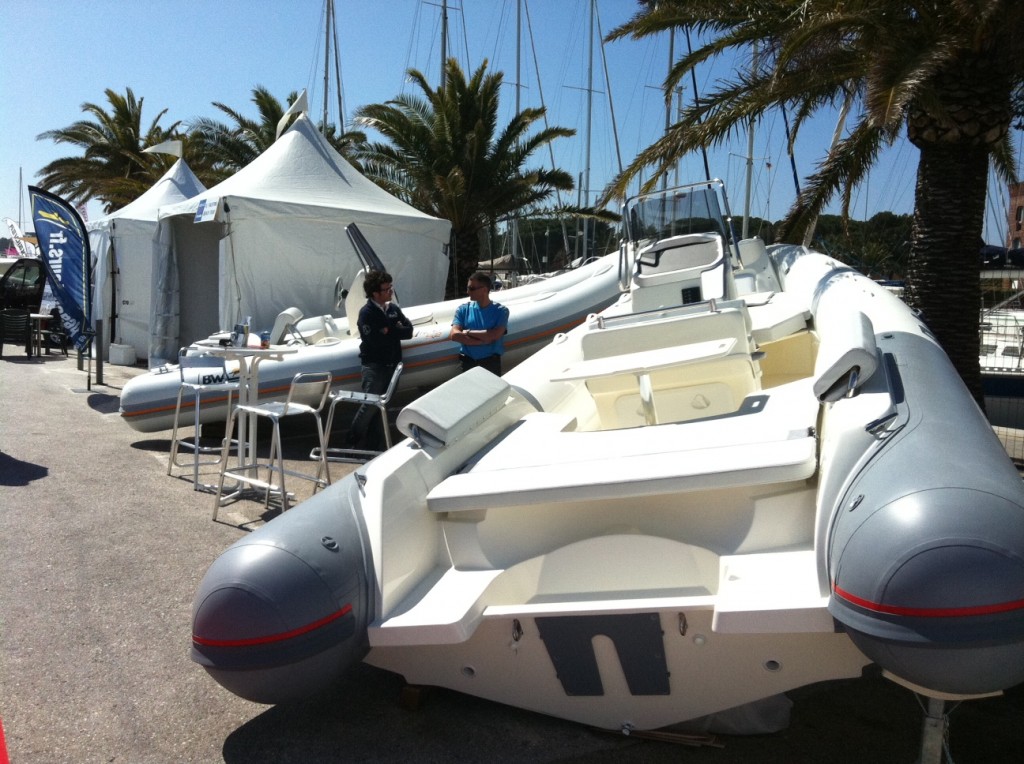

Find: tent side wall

[217,198,449,334]
[110,217,160,359]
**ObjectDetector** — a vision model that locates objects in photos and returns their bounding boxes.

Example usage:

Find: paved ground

[2,346,1024,763]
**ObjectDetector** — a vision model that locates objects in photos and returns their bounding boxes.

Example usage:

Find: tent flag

[276,89,309,139]
[28,186,93,351]
[142,139,183,157]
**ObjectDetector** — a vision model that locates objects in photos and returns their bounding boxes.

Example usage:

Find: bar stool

[314,362,404,466]
[215,371,333,515]
[167,348,239,491]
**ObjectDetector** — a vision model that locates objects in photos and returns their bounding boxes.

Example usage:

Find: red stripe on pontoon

[833,585,1024,618]
[193,603,353,647]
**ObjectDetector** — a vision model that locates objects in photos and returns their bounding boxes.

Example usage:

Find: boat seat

[584,357,760,428]
[577,306,761,427]
[745,292,811,344]
[292,314,342,345]
[734,237,783,294]
[269,307,303,344]
[581,304,753,361]
[631,234,730,311]
[813,309,878,403]
[397,367,513,448]
[427,383,819,513]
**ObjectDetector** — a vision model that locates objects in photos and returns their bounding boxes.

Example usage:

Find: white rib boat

[118,252,621,432]
[190,180,1024,743]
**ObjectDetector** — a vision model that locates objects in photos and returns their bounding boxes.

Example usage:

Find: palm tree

[36,87,182,213]
[352,59,577,296]
[605,0,1024,405]
[189,86,364,184]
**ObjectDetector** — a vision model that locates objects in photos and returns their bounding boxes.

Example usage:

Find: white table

[550,337,736,425]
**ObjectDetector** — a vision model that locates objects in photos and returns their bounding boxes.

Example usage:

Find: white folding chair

[215,371,333,516]
[167,348,239,491]
[314,362,404,465]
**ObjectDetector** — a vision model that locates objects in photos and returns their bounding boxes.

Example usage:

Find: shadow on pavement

[0,451,49,486]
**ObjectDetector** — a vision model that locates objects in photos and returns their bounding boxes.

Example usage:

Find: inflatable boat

[118,252,621,432]
[190,180,1024,736]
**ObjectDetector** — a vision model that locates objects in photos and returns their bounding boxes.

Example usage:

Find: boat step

[712,550,834,634]
[368,567,503,647]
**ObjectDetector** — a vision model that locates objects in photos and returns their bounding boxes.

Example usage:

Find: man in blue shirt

[450,271,509,375]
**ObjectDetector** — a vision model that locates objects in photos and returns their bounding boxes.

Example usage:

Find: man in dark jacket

[347,270,412,450]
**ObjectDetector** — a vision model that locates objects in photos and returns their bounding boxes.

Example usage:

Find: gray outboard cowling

[191,475,372,703]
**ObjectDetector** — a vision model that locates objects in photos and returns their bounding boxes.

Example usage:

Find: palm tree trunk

[905,143,987,407]
[450,228,481,299]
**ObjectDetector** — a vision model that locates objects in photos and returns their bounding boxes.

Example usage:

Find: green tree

[189,86,365,185]
[606,0,1024,404]
[35,87,182,213]
[352,59,577,296]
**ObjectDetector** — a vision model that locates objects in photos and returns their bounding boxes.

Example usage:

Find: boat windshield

[623,180,737,253]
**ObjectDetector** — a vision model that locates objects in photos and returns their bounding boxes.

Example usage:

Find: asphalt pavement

[2,347,1023,763]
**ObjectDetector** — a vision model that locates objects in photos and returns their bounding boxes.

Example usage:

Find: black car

[0,257,45,312]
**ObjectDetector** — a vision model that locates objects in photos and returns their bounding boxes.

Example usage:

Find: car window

[0,259,44,309]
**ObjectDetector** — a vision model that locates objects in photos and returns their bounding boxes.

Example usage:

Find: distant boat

[118,248,621,433]
[190,179,1024,741]
[980,304,1024,428]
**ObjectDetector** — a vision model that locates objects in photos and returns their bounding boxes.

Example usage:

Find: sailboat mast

[743,42,758,240]
[323,0,332,130]
[440,0,448,89]
[581,0,594,261]
[803,89,853,247]
[512,0,522,269]
[663,29,674,194]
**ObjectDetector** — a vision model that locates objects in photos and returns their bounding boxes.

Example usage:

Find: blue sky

[1,0,1011,244]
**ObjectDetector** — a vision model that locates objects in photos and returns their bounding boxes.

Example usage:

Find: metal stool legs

[167,377,238,492]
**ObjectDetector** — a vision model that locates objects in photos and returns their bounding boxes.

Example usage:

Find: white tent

[88,159,206,360]
[150,114,451,365]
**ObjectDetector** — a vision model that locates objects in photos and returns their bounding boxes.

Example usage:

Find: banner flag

[28,186,93,352]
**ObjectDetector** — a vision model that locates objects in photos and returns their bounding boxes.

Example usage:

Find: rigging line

[594,6,624,179]
[331,0,346,129]
[685,28,711,182]
[306,1,327,112]
[401,1,424,97]
[781,103,801,197]
[456,0,471,69]
[523,1,572,255]
[323,0,332,129]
